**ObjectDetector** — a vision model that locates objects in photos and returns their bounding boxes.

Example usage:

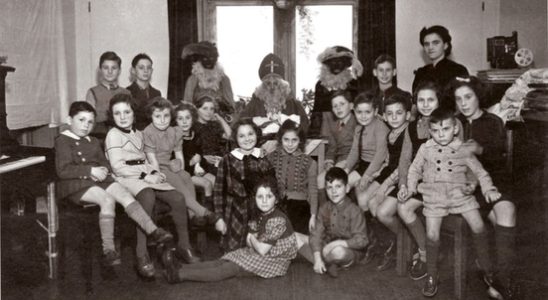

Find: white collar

[61,130,91,141]
[230,148,262,160]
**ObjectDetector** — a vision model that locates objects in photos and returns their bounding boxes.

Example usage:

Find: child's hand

[324,161,334,171]
[313,259,326,274]
[462,139,483,155]
[189,154,201,166]
[397,185,410,203]
[358,175,371,191]
[215,219,227,235]
[90,167,108,182]
[246,233,254,247]
[485,190,501,203]
[144,173,163,184]
[308,215,316,232]
[194,163,206,177]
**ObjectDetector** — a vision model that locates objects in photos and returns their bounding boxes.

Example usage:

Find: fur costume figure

[308,46,363,138]
[240,53,309,141]
[182,41,235,121]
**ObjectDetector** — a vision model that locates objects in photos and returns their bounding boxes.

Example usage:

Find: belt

[126,159,145,165]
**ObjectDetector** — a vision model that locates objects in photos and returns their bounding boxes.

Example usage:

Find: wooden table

[0,154,58,279]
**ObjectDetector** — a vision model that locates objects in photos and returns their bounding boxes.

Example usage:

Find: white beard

[318,65,355,91]
[192,62,224,91]
[254,79,291,115]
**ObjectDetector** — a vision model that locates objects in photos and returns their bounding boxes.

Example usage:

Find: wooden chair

[397,214,469,300]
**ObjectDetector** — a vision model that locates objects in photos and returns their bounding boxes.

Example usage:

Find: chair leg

[396,225,413,276]
[454,218,467,300]
[81,216,95,295]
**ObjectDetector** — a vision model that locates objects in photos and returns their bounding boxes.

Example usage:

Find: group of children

[53,24,518,300]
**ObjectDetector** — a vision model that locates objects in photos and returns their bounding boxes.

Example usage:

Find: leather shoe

[150,228,173,245]
[376,239,396,271]
[360,237,379,265]
[174,247,201,264]
[136,254,156,281]
[326,264,339,278]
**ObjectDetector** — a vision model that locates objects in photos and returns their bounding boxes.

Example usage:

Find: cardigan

[345,116,389,178]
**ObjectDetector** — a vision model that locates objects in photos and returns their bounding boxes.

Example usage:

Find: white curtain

[0,0,68,129]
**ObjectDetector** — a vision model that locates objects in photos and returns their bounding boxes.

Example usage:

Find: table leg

[47,182,58,279]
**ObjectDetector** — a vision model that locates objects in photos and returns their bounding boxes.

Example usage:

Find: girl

[344,92,389,211]
[163,178,297,283]
[412,25,468,95]
[142,97,215,225]
[174,103,216,203]
[193,94,232,175]
[267,119,318,234]
[104,94,200,280]
[450,76,518,299]
[213,118,276,252]
[55,101,172,267]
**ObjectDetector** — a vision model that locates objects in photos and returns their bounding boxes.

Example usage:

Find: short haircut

[231,117,262,143]
[131,53,152,68]
[330,89,354,105]
[99,51,122,68]
[175,102,198,126]
[446,76,488,108]
[429,107,456,126]
[277,119,306,151]
[325,167,348,185]
[413,80,442,104]
[194,94,217,111]
[107,93,136,126]
[353,91,378,110]
[69,101,96,117]
[384,93,412,112]
[374,54,396,69]
[146,96,173,118]
[419,25,453,56]
[252,177,280,202]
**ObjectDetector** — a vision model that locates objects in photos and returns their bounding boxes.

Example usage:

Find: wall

[395,0,500,92]
[500,0,548,68]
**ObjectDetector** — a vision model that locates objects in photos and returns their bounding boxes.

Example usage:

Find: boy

[85,51,130,136]
[317,90,356,206]
[127,53,162,130]
[296,167,368,278]
[400,107,501,297]
[364,93,414,271]
[370,54,411,116]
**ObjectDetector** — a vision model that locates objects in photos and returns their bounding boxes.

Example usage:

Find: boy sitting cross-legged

[296,167,368,278]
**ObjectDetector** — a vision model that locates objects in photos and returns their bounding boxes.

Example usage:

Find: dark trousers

[282,199,311,234]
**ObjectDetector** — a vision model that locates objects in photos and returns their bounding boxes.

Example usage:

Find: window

[199,1,358,102]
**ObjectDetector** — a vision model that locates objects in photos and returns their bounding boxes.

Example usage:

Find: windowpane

[295,5,353,102]
[216,6,274,101]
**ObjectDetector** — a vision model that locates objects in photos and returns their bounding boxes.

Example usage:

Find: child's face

[281,130,299,154]
[455,86,480,118]
[331,96,353,120]
[255,186,276,214]
[326,179,348,204]
[100,60,121,83]
[384,102,409,129]
[112,102,134,130]
[429,119,458,146]
[354,102,376,126]
[197,101,215,123]
[133,59,153,82]
[236,124,257,151]
[422,33,447,62]
[416,89,439,117]
[373,61,396,85]
[151,108,171,131]
[68,111,95,137]
[176,110,193,132]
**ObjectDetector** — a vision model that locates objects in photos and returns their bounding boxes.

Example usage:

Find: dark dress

[193,121,228,174]
[412,57,469,94]
[213,149,276,252]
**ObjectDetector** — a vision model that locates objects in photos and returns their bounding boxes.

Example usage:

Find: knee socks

[426,238,440,276]
[495,225,516,281]
[98,213,115,253]
[406,218,427,262]
[125,201,157,235]
[472,230,492,273]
